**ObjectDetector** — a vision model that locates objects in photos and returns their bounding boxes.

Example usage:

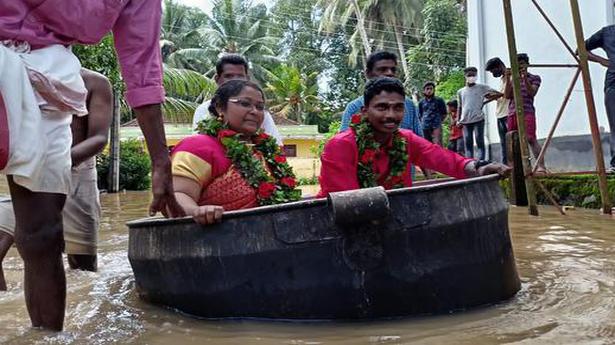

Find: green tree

[265,64,319,124]
[406,0,466,92]
[362,0,423,83]
[270,0,325,76]
[162,67,217,123]
[196,0,280,82]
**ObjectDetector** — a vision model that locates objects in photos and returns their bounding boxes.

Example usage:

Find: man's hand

[478,163,512,178]
[133,103,186,218]
[150,156,185,217]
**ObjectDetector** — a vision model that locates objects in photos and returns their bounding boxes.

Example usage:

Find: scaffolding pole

[570,0,612,214]
[502,0,539,216]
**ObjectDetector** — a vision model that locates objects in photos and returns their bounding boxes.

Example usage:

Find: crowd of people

[0,2,613,333]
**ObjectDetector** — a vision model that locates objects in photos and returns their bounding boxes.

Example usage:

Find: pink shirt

[0,0,164,108]
[317,129,473,197]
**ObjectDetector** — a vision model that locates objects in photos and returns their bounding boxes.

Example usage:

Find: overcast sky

[176,0,271,14]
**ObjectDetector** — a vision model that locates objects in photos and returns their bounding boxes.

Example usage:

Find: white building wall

[467,0,613,150]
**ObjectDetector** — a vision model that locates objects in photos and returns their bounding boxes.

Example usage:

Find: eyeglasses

[229,98,265,111]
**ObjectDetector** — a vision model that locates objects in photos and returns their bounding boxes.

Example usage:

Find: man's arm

[339,101,360,131]
[456,91,464,126]
[71,71,112,167]
[113,0,184,217]
[584,27,610,68]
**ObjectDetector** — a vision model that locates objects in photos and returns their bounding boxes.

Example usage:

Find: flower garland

[197,118,301,205]
[349,114,408,190]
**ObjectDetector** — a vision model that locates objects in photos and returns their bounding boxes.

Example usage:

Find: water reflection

[1,185,614,344]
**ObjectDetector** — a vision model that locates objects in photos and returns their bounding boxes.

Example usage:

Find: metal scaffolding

[502,0,612,215]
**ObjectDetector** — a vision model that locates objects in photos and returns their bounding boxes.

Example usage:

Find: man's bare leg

[8,176,66,331]
[0,231,13,291]
[67,254,97,272]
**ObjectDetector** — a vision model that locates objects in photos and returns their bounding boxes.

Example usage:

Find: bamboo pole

[532,68,581,174]
[569,0,612,215]
[502,0,539,216]
[108,90,120,193]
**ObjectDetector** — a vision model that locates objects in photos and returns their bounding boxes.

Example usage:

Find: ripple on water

[1,194,615,344]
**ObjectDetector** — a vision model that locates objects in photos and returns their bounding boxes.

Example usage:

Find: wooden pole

[108,90,120,193]
[502,0,539,216]
[570,0,612,215]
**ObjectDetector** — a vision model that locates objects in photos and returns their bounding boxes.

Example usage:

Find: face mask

[466,76,477,84]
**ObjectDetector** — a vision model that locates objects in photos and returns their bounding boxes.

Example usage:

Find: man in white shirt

[486,57,511,164]
[192,54,283,145]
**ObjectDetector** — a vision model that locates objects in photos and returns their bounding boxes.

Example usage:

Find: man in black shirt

[586,25,615,173]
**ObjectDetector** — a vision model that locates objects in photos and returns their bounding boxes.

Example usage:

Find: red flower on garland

[254,132,269,143]
[351,114,362,124]
[218,129,237,140]
[360,149,377,164]
[257,182,276,199]
[274,155,287,164]
[280,177,296,188]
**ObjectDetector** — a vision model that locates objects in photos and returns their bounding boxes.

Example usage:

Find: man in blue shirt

[340,51,422,136]
[340,52,424,178]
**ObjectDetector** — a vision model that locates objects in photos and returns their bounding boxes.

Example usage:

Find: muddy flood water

[1,184,615,344]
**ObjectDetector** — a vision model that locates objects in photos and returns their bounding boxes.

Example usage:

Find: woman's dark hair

[208,79,264,117]
[364,77,405,106]
[447,99,458,108]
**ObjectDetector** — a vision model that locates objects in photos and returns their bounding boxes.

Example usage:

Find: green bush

[96,139,152,191]
[500,175,615,209]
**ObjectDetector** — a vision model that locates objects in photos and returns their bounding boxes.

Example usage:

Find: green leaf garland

[197,118,302,205]
[349,114,408,190]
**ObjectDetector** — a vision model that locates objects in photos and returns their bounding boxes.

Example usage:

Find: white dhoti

[0,158,100,255]
[0,42,87,195]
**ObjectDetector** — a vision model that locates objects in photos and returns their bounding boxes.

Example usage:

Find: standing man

[0,69,112,289]
[585,25,615,173]
[457,67,502,160]
[418,81,447,146]
[340,51,422,136]
[504,53,546,174]
[340,51,424,177]
[192,54,282,145]
[0,1,183,331]
[486,57,511,164]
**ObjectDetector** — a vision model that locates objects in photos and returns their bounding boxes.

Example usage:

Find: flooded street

[1,185,615,344]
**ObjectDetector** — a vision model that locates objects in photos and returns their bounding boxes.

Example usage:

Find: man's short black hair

[464,66,478,74]
[216,54,249,75]
[517,53,530,64]
[446,99,458,108]
[366,51,398,72]
[485,57,504,71]
[364,77,405,106]
[423,81,436,89]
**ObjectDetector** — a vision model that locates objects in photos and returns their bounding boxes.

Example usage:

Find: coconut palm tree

[194,0,281,82]
[317,0,423,82]
[363,0,423,83]
[264,64,319,124]
[162,67,217,123]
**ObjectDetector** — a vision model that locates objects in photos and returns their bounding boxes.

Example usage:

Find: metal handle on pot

[328,187,391,226]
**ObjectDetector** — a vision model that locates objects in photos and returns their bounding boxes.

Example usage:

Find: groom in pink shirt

[0,0,184,331]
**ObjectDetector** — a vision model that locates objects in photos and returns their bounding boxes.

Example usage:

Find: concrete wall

[467,0,614,169]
